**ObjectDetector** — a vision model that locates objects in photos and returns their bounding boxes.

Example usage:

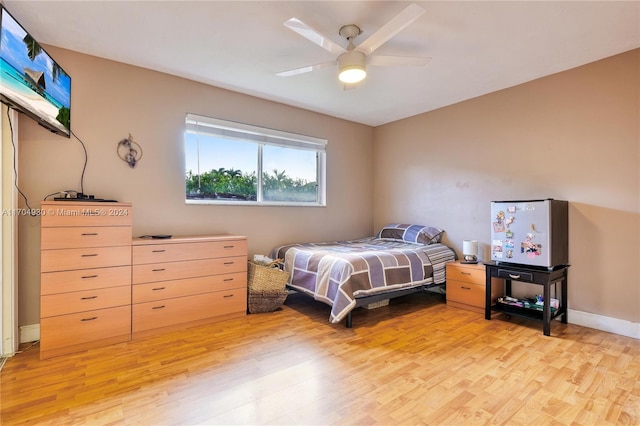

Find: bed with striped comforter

[270,237,456,324]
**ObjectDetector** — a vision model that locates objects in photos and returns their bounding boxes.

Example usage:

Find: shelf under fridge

[494,301,560,321]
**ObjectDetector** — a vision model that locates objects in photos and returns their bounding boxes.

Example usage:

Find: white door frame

[1,106,19,357]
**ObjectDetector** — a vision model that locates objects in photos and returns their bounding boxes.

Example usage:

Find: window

[185,114,326,206]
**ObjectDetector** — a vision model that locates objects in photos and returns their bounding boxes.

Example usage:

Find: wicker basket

[248,289,289,314]
[247,260,290,313]
[247,260,289,291]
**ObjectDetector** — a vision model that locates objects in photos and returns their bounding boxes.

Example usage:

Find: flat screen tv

[0,5,70,137]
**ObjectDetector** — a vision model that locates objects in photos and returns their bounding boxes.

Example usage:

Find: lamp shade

[463,240,478,256]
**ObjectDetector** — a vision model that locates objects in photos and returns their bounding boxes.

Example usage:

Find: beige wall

[374,49,640,323]
[16,47,374,326]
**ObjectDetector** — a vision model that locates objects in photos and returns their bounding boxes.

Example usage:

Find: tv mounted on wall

[0,5,71,137]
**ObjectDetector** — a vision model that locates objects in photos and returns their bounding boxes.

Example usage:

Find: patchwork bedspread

[270,237,456,323]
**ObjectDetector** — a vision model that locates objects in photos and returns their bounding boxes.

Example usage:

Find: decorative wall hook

[117,134,143,168]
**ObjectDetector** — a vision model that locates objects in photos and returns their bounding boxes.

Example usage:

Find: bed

[269,224,457,327]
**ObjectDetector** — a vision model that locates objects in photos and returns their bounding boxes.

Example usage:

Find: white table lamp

[462,240,478,264]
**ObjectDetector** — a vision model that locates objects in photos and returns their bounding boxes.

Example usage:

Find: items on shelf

[497,295,559,312]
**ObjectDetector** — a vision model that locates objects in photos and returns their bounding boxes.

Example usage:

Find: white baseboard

[19,324,40,344]
[1,336,16,358]
[567,309,640,340]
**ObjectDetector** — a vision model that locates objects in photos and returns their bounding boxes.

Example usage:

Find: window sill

[185,199,326,207]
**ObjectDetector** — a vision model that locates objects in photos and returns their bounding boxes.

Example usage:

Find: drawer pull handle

[81,316,98,322]
[223,262,234,265]
[81,254,98,257]
[81,296,97,300]
[152,287,166,291]
[223,278,234,282]
[508,274,521,279]
[152,305,166,310]
[81,274,98,279]
[152,250,166,253]
[224,245,235,249]
[223,294,234,298]
[461,286,471,290]
[461,272,471,275]
[152,268,166,272]
[81,233,98,236]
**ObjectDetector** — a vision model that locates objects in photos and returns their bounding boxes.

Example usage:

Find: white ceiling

[4,1,639,126]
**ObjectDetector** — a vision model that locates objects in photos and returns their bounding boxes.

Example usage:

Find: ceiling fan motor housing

[337,50,366,83]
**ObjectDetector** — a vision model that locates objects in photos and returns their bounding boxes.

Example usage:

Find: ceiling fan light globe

[337,50,367,83]
[339,67,366,83]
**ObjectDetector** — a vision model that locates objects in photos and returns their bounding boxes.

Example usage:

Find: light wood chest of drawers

[40,201,132,359]
[131,235,248,339]
[446,261,503,314]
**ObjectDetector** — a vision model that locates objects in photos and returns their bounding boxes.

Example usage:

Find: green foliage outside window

[186,168,317,202]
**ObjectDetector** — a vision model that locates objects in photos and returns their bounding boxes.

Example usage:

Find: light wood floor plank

[1,292,639,425]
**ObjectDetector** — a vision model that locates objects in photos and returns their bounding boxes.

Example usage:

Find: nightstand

[446,261,502,314]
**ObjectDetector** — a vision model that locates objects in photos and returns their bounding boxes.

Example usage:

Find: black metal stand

[485,262,569,336]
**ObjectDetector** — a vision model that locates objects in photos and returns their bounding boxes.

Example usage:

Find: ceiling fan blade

[355,4,426,56]
[276,61,336,77]
[367,55,432,67]
[284,18,347,55]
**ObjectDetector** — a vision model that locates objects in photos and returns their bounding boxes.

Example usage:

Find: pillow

[376,223,444,245]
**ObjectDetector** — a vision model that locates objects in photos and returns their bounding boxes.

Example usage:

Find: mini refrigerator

[490,199,568,269]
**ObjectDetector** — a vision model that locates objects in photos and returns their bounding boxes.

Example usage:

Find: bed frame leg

[346,312,353,328]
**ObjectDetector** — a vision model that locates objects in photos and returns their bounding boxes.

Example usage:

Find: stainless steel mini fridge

[490,199,568,269]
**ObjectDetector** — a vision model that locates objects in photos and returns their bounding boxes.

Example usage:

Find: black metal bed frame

[344,284,446,327]
[285,283,445,328]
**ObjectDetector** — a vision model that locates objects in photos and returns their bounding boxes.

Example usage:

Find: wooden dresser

[446,261,502,314]
[131,235,248,339]
[40,201,132,360]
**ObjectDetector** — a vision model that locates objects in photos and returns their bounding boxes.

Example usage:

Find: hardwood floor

[1,292,639,425]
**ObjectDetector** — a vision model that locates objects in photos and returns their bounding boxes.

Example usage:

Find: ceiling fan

[276,3,430,86]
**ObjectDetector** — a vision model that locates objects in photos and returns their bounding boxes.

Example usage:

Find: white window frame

[185,113,327,206]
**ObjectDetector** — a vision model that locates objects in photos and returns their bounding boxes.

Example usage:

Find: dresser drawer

[133,272,246,303]
[41,266,132,295]
[40,305,131,351]
[132,256,247,284]
[41,286,131,317]
[41,226,131,250]
[132,288,246,333]
[447,280,485,308]
[446,264,485,284]
[209,287,247,316]
[41,246,131,272]
[41,203,132,227]
[133,239,248,264]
